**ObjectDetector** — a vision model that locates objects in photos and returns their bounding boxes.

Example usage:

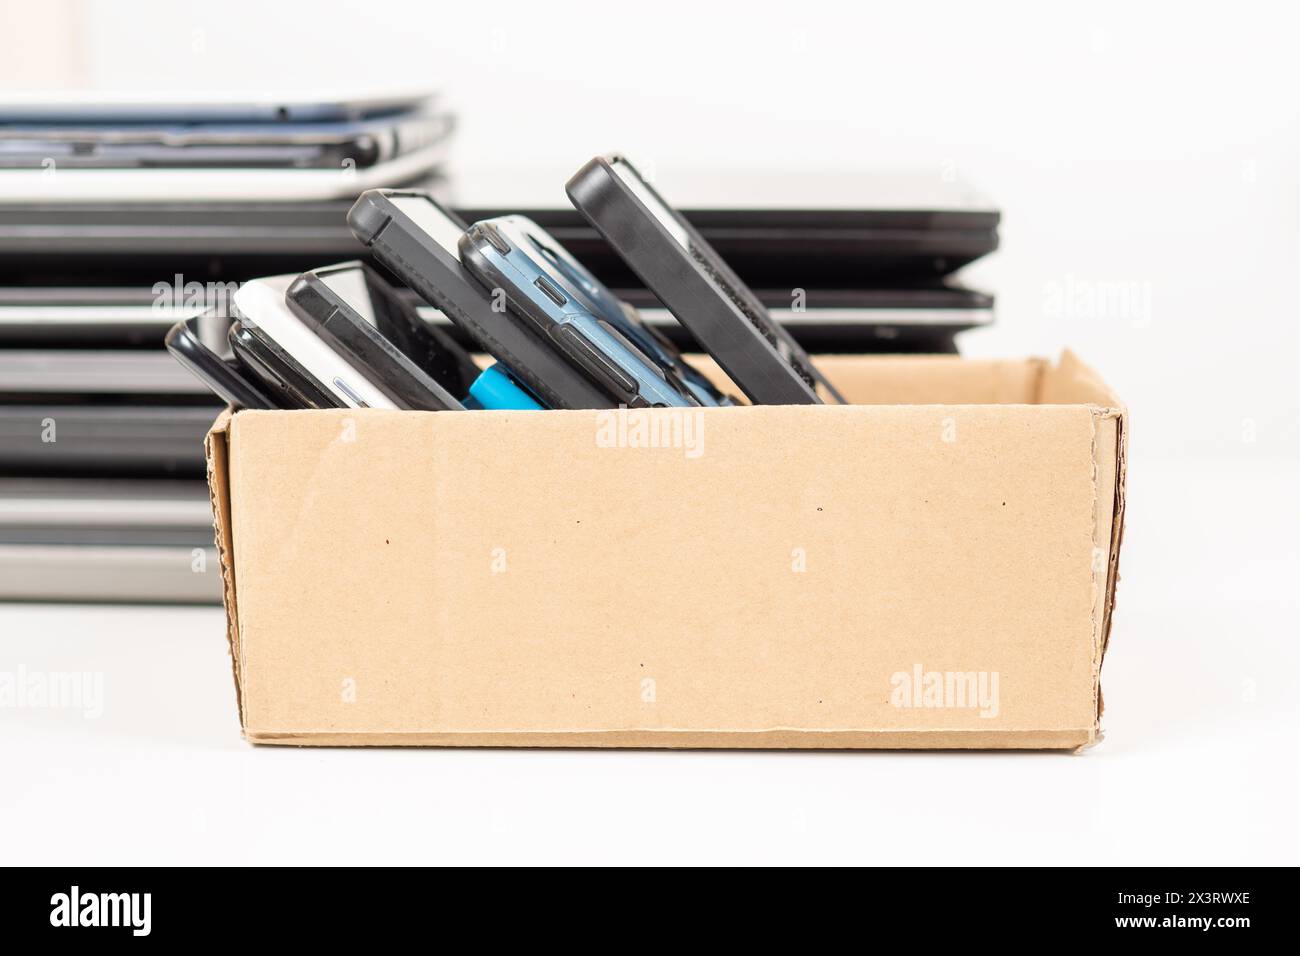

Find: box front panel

[228,401,1101,744]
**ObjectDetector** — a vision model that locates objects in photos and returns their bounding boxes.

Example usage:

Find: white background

[0,0,1297,865]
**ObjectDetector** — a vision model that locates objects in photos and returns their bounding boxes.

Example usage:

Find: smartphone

[226,321,336,409]
[346,189,614,410]
[164,308,280,409]
[286,261,542,412]
[566,155,846,406]
[232,274,397,410]
[285,261,469,410]
[460,216,730,408]
[491,222,733,407]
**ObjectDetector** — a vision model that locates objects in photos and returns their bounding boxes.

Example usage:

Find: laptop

[0,477,220,603]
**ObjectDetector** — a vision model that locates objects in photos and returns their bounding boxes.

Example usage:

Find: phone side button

[552,325,638,403]
[534,275,567,306]
[481,222,511,255]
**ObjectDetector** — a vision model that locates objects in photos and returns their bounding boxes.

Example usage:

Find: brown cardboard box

[206,350,1126,750]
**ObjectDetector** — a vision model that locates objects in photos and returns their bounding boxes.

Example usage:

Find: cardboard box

[206,351,1126,750]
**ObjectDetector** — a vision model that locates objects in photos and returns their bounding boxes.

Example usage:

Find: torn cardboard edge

[205,350,1126,751]
[1036,350,1128,738]
[205,411,243,729]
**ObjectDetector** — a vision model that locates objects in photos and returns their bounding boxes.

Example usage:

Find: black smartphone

[566,155,845,406]
[226,320,338,409]
[164,308,280,409]
[346,189,614,410]
[284,261,472,411]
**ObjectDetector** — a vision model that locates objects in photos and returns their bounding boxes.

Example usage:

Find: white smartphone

[231,274,396,410]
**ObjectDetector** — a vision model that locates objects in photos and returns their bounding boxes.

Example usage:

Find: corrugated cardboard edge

[1036,350,1128,751]
[241,730,1089,749]
[204,408,244,735]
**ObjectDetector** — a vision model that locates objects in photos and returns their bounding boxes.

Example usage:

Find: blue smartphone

[459,216,730,408]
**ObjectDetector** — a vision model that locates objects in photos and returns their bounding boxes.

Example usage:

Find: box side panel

[1089,412,1118,733]
[230,403,1102,747]
[1038,349,1125,410]
[1092,409,1127,728]
[203,408,243,729]
[1039,351,1128,733]
[1105,410,1127,660]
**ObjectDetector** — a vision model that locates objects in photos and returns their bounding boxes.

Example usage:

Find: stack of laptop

[0,336,223,601]
[0,174,997,350]
[0,92,453,602]
[0,97,998,602]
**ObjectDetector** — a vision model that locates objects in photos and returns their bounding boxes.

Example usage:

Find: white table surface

[2,457,1296,866]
